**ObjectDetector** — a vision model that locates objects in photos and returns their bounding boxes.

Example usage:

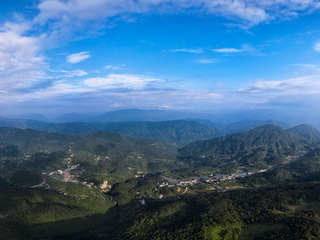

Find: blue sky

[0,0,320,116]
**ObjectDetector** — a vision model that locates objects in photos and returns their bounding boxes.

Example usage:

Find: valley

[0,122,320,239]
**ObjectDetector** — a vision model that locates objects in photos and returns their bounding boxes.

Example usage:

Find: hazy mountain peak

[6,113,49,122]
[287,124,320,140]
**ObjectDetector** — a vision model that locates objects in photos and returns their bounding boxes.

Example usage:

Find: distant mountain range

[3,108,320,129]
[0,120,224,146]
[218,119,291,135]
[4,113,50,122]
[51,112,103,123]
[3,109,222,123]
[0,114,318,147]
[221,108,320,129]
[91,109,221,123]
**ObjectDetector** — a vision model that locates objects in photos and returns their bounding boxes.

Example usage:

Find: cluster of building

[204,169,268,182]
[158,169,270,189]
[47,164,93,189]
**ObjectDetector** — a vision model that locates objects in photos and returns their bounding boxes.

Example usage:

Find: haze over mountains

[222,109,320,129]
[0,109,319,148]
[4,113,50,122]
[0,120,223,146]
[51,109,221,123]
[4,108,319,128]
[218,119,291,135]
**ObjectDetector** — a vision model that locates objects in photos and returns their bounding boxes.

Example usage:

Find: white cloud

[236,76,320,97]
[67,52,90,64]
[212,44,260,56]
[83,73,164,88]
[35,81,94,98]
[170,48,203,53]
[110,102,124,108]
[1,0,320,111]
[60,69,88,77]
[292,64,317,68]
[314,42,320,52]
[212,48,242,53]
[0,22,47,90]
[196,59,218,64]
[105,65,121,70]
[35,0,320,33]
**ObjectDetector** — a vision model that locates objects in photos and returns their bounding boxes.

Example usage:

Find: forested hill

[71,131,179,162]
[179,125,312,156]
[0,127,179,160]
[0,120,224,146]
[0,127,77,153]
[287,124,320,141]
[240,148,320,186]
[0,127,186,185]
[90,120,224,146]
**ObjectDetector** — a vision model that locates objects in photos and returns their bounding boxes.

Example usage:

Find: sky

[0,0,320,117]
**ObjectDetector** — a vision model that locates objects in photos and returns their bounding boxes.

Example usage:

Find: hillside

[0,127,184,184]
[184,118,227,128]
[0,127,76,156]
[4,181,320,240]
[1,128,320,239]
[0,120,223,146]
[92,120,224,146]
[287,124,320,141]
[180,125,307,155]
[179,125,316,169]
[218,119,291,135]
[240,148,320,186]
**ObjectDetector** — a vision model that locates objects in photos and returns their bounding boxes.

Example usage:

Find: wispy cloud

[60,69,88,77]
[212,48,242,53]
[35,0,320,31]
[235,76,320,96]
[67,52,90,64]
[292,64,317,68]
[83,73,164,88]
[196,59,218,64]
[314,42,320,52]
[212,44,261,56]
[105,65,121,70]
[170,48,203,53]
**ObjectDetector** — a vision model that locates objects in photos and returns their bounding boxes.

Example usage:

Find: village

[44,148,95,189]
[159,168,269,189]
[41,151,304,201]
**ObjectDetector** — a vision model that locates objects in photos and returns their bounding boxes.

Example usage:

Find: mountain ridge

[178,125,317,168]
[217,119,291,135]
[287,124,320,141]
